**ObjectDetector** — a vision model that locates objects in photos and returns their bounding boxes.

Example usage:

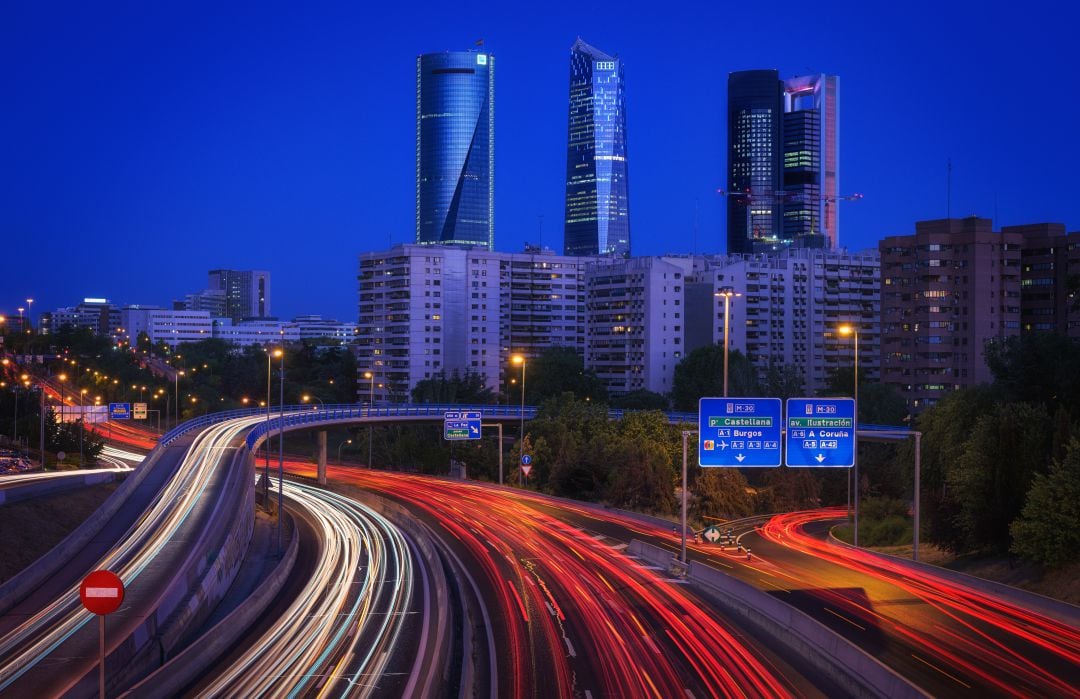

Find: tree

[948,402,1050,554]
[411,370,496,404]
[609,390,669,411]
[529,393,613,500]
[520,347,607,404]
[1010,439,1080,568]
[761,364,805,401]
[671,346,760,411]
[984,333,1080,417]
[604,440,677,514]
[692,469,754,521]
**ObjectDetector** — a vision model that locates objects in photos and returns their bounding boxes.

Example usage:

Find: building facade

[121,308,214,348]
[879,217,1022,412]
[564,38,631,258]
[207,269,271,321]
[704,248,879,394]
[357,245,590,402]
[584,257,693,394]
[1007,223,1080,338]
[727,71,840,255]
[416,50,495,250]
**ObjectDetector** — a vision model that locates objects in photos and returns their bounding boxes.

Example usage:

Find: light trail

[198,479,416,698]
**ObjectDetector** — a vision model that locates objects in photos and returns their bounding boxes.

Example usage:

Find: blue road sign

[109,403,132,420]
[521,454,532,465]
[443,410,482,441]
[698,398,782,467]
[785,398,856,467]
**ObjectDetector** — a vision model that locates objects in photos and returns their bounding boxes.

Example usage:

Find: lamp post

[266,349,281,509]
[25,298,33,331]
[838,323,860,546]
[174,370,185,427]
[301,394,324,409]
[511,354,526,483]
[363,371,375,468]
[80,389,88,466]
[58,373,67,425]
[276,345,285,555]
[337,438,353,465]
[715,287,741,397]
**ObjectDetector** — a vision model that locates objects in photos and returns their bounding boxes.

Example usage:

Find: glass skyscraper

[416,50,495,250]
[563,38,630,258]
[727,70,840,254]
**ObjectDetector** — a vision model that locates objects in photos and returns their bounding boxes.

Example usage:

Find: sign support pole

[914,431,921,562]
[681,430,689,565]
[99,615,105,699]
[483,422,503,485]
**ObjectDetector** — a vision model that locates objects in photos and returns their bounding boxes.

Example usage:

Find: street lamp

[511,354,526,481]
[265,349,282,509]
[838,323,860,547]
[25,298,33,331]
[363,371,375,468]
[174,370,185,426]
[337,438,353,465]
[276,345,285,555]
[301,394,323,409]
[715,287,741,397]
[58,373,67,425]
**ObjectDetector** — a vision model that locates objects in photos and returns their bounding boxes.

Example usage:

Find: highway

[300,464,837,698]
[191,478,427,697]
[0,414,261,695]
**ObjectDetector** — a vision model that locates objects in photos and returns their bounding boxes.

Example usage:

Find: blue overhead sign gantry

[443,410,482,441]
[698,398,782,467]
[784,398,856,467]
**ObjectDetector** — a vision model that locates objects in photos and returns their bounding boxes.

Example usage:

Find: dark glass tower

[727,70,840,254]
[563,38,630,257]
[416,50,495,249]
[727,70,783,255]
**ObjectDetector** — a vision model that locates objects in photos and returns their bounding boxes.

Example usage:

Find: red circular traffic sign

[80,570,125,615]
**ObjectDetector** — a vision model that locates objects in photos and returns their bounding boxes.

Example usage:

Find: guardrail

[161,403,906,448]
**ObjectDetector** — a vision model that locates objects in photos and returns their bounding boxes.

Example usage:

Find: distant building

[416,50,495,250]
[727,70,840,254]
[701,248,879,394]
[564,38,631,258]
[357,245,591,401]
[1007,223,1080,339]
[207,269,271,321]
[880,217,1022,412]
[43,298,121,336]
[121,308,214,348]
[584,257,693,394]
[174,288,227,317]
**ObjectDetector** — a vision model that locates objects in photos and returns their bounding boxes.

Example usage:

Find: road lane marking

[823,606,866,631]
[910,653,972,688]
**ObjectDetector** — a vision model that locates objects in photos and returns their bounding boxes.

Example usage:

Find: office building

[207,269,271,321]
[416,50,495,250]
[1008,223,1080,338]
[564,38,631,258]
[121,308,214,348]
[879,217,1022,412]
[42,299,122,336]
[174,289,227,317]
[357,245,590,401]
[727,71,840,254]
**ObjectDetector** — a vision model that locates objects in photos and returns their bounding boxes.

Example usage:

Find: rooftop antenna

[537,214,544,250]
[693,198,699,255]
[946,158,952,219]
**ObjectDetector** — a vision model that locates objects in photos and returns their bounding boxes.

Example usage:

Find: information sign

[108,403,131,420]
[443,410,482,441]
[784,398,856,467]
[698,398,782,467]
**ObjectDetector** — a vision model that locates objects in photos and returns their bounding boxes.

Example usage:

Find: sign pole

[681,431,689,564]
[99,615,105,699]
[914,431,921,562]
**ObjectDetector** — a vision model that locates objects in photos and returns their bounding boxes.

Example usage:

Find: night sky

[3,1,1075,322]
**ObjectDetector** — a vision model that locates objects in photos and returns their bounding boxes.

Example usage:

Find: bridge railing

[160,403,907,447]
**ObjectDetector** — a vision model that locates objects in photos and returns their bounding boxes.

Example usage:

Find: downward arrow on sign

[815,454,826,463]
[735,454,745,463]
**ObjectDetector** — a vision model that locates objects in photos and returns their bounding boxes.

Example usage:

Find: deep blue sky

[3,1,1076,322]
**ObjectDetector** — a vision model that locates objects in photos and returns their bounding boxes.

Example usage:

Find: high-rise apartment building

[357,245,590,401]
[207,269,270,321]
[564,38,631,258]
[880,217,1022,412]
[701,248,879,394]
[416,50,495,250]
[727,71,840,254]
[1008,223,1080,338]
[584,257,693,394]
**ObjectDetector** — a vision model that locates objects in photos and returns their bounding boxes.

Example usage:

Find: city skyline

[3,2,1078,321]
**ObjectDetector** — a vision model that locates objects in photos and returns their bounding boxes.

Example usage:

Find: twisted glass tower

[416,51,495,249]
[563,38,630,257]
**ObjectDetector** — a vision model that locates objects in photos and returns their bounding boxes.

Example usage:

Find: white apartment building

[584,256,696,394]
[704,248,880,393]
[357,245,592,401]
[211,316,358,347]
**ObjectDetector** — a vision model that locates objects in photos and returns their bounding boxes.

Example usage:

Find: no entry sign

[80,570,125,615]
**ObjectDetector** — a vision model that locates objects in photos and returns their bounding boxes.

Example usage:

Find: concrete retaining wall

[828,532,1080,628]
[0,443,167,617]
[627,540,927,699]
[120,512,298,699]
[0,470,119,506]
